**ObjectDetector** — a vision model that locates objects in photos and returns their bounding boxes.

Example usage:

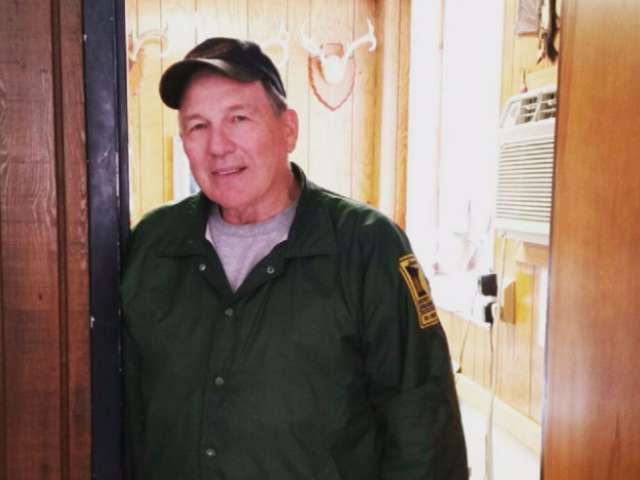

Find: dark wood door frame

[84,0,130,478]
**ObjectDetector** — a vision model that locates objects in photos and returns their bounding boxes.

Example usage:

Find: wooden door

[543,0,640,478]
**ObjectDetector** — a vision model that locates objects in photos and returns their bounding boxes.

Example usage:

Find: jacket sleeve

[358,218,468,479]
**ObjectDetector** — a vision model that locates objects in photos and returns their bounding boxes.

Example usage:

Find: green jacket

[122,166,467,479]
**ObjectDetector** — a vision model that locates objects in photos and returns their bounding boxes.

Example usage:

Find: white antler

[128,27,169,61]
[299,19,376,85]
[261,22,290,68]
[343,18,377,61]
[299,22,325,60]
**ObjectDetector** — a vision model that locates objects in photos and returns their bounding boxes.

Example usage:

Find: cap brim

[159,58,260,109]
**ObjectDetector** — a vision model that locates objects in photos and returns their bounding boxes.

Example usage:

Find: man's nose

[207,127,236,156]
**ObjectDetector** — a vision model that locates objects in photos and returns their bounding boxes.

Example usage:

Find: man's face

[178,72,298,222]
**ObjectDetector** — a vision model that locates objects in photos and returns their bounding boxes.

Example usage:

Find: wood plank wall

[500,0,557,107]
[0,0,91,478]
[440,240,548,423]
[438,0,558,426]
[543,0,640,478]
[126,0,409,225]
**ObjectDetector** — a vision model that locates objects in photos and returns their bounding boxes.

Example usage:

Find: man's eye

[232,115,248,123]
[189,123,207,132]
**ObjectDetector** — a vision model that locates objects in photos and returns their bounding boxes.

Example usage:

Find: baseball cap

[159,37,286,109]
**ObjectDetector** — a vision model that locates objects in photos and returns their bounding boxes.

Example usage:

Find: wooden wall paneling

[510,33,540,96]
[0,0,89,476]
[478,324,492,390]
[56,0,91,476]
[307,0,355,196]
[161,0,198,203]
[247,0,288,149]
[1,2,63,477]
[127,0,143,223]
[246,0,289,145]
[287,0,311,174]
[462,322,477,386]
[468,322,482,384]
[458,319,474,382]
[529,268,544,422]
[246,0,289,173]
[440,240,544,420]
[493,237,508,400]
[393,0,410,227]
[493,238,524,413]
[453,313,468,371]
[350,0,377,205]
[500,0,517,107]
[529,348,544,421]
[543,0,640,478]
[439,310,461,365]
[497,240,535,414]
[138,0,165,214]
[0,62,9,479]
[526,67,557,92]
[373,0,401,217]
[469,325,482,389]
[439,310,492,391]
[0,4,7,471]
[474,323,491,390]
[285,0,310,173]
[512,262,534,412]
[247,0,288,70]
[501,0,558,107]
[197,0,249,41]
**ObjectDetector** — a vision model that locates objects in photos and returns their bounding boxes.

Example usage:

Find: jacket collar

[158,163,337,258]
[155,193,211,257]
[285,163,337,258]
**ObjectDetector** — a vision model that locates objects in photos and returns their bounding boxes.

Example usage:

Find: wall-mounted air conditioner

[496,86,557,245]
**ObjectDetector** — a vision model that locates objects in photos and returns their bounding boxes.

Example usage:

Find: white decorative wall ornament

[260,23,290,68]
[128,7,196,65]
[128,27,169,63]
[300,19,377,110]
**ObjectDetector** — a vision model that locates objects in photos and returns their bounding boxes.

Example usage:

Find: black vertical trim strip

[84,0,129,478]
[116,2,131,247]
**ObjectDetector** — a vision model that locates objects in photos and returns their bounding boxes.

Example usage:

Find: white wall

[407,0,504,271]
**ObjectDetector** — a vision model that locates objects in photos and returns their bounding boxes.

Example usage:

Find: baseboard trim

[455,373,542,455]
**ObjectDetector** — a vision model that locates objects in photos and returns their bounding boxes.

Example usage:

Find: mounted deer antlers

[128,27,169,63]
[300,18,376,85]
[261,22,290,68]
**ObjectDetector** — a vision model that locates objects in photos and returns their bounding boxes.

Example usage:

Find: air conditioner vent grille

[496,87,557,243]
[514,90,557,125]
[496,135,555,225]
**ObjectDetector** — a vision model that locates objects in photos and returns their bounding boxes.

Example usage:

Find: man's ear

[281,108,299,153]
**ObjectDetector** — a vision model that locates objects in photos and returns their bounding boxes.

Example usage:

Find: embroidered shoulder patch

[398,254,439,329]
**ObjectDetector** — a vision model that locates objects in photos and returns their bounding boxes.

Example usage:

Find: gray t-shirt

[205,203,297,292]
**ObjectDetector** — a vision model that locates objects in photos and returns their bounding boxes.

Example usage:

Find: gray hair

[261,79,288,115]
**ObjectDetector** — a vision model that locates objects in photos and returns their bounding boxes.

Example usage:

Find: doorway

[406,1,558,479]
[87,1,558,478]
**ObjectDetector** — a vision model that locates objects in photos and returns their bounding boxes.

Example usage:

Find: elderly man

[122,37,468,479]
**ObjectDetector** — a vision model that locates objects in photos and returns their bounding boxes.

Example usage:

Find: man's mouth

[213,166,246,176]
